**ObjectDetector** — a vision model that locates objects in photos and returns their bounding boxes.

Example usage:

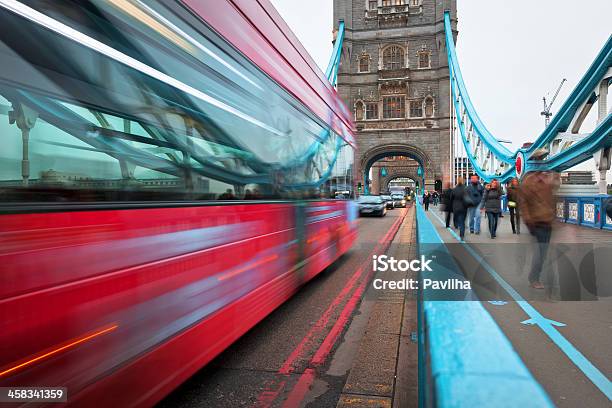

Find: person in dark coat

[506,178,521,234]
[441,182,453,228]
[423,191,431,211]
[481,179,502,238]
[450,177,468,240]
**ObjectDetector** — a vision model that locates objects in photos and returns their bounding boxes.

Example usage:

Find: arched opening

[360,144,432,195]
[387,177,417,196]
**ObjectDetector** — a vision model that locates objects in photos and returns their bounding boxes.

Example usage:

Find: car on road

[380,195,394,209]
[391,193,407,208]
[357,195,387,217]
[334,190,351,199]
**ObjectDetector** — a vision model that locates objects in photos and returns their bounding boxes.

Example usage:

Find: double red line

[255,209,407,407]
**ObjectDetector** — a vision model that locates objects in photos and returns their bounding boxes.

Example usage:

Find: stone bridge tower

[333,0,457,193]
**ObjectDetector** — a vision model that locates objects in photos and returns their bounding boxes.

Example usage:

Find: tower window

[382,46,405,70]
[358,55,370,73]
[418,51,430,69]
[410,100,423,117]
[369,1,378,10]
[383,96,405,119]
[366,103,379,120]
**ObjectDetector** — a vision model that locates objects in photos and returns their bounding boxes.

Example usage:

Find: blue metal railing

[415,199,554,407]
[555,194,612,230]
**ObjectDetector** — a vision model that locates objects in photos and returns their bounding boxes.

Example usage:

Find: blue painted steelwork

[444,11,612,180]
[326,20,345,87]
[523,36,612,171]
[415,200,553,407]
[555,194,612,229]
[444,12,515,182]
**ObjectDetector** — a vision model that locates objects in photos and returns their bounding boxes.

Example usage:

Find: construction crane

[541,78,566,127]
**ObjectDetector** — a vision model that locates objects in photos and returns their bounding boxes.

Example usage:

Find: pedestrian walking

[507,178,521,234]
[481,179,502,239]
[450,177,469,240]
[466,174,484,234]
[520,171,558,289]
[441,183,453,228]
[423,191,431,211]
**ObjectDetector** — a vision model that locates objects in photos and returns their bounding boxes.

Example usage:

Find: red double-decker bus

[0,0,356,405]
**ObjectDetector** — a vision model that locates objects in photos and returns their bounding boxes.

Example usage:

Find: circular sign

[515,152,525,178]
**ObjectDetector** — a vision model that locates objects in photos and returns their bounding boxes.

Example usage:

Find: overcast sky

[270,0,611,174]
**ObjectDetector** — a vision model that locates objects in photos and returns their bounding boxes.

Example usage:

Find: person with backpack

[450,177,469,240]
[481,179,503,239]
[466,174,485,234]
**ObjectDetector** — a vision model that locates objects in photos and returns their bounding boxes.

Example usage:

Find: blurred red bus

[0,0,356,405]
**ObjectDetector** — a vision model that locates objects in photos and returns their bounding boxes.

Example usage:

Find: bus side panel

[1,204,296,397]
[0,201,356,406]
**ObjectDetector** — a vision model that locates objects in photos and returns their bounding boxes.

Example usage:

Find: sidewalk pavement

[336,205,418,408]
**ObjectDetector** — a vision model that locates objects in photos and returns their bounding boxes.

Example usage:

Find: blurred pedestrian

[481,179,502,239]
[520,171,558,289]
[432,191,439,206]
[423,191,431,211]
[499,183,506,217]
[507,178,521,234]
[466,174,484,234]
[450,177,468,240]
[441,182,453,228]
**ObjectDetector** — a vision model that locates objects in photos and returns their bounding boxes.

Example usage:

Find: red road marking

[278,263,365,375]
[311,272,371,366]
[280,368,316,408]
[255,209,407,407]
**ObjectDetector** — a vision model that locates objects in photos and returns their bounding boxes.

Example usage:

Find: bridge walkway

[423,204,612,407]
